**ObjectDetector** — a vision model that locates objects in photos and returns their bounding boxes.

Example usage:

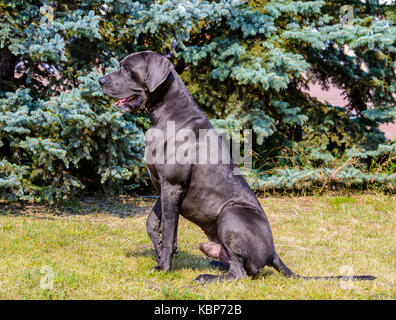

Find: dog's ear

[144,51,173,92]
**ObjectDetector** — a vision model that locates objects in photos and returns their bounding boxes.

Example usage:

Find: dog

[100,51,375,283]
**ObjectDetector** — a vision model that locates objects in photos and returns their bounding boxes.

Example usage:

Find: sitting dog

[100,51,375,283]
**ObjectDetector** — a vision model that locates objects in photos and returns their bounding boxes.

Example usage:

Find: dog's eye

[122,65,130,72]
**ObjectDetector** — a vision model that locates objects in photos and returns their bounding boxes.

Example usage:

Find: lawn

[0,193,394,300]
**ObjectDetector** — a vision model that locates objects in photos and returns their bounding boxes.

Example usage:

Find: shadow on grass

[126,247,223,272]
[257,269,277,279]
[0,194,156,218]
[125,247,279,278]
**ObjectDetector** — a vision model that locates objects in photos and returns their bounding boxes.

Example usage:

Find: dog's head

[99,51,173,112]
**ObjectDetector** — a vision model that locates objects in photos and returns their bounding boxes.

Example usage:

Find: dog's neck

[146,71,196,126]
[146,72,175,114]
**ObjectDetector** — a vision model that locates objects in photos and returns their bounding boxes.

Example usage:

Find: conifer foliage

[0,0,395,202]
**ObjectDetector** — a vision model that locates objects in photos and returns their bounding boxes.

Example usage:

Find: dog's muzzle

[115,95,142,113]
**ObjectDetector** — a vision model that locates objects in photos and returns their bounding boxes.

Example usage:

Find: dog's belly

[180,163,262,230]
[180,185,223,225]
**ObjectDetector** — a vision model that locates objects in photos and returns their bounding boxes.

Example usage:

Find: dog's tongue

[115,98,127,106]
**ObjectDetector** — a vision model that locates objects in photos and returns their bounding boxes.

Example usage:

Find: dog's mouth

[115,94,142,112]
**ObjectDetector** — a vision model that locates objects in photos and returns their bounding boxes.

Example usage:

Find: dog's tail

[269,253,376,281]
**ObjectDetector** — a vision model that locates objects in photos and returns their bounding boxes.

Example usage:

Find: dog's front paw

[154,261,171,272]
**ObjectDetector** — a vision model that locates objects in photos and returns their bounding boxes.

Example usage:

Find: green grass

[0,193,394,300]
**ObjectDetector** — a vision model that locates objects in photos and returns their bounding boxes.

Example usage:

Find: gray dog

[100,51,375,283]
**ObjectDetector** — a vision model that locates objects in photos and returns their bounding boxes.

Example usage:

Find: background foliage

[0,0,395,202]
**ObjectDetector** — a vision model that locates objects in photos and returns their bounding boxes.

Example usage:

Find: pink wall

[305,82,396,140]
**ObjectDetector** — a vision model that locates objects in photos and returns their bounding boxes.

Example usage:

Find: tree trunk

[0,47,17,91]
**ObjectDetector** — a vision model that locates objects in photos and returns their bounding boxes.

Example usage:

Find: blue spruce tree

[1,0,395,202]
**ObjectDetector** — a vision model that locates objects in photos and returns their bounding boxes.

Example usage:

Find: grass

[0,193,394,300]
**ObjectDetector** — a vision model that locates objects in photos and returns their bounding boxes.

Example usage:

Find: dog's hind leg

[198,241,230,271]
[198,242,229,264]
[194,243,246,284]
[194,208,249,284]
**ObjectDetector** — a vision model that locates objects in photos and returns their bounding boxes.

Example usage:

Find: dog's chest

[146,163,160,192]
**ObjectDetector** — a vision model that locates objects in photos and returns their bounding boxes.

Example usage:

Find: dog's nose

[98,77,106,85]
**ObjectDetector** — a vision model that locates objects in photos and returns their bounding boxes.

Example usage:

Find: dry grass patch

[0,193,394,299]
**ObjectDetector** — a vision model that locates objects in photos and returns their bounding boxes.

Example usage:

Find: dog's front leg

[146,199,162,263]
[147,198,179,263]
[154,183,183,272]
